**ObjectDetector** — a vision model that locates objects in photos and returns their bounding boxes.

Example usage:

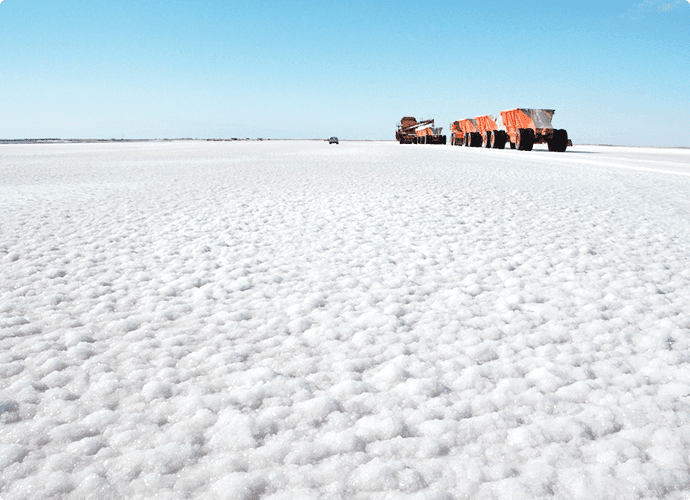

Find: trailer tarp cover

[520,109,555,129]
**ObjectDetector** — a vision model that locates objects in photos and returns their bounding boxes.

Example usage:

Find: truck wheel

[442,135,447,145]
[510,142,516,149]
[492,131,507,149]
[485,131,492,148]
[517,128,534,151]
[553,129,568,152]
[464,134,469,147]
[472,132,482,147]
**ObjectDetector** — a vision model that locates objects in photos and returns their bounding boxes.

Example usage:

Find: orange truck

[450,121,464,146]
[396,116,420,144]
[474,114,509,149]
[396,117,446,144]
[396,117,431,144]
[415,124,446,144]
[499,108,569,151]
[450,119,482,147]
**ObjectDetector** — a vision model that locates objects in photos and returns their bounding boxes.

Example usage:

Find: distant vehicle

[329,137,339,144]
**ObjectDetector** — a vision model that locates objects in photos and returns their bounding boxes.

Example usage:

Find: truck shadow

[529,149,597,154]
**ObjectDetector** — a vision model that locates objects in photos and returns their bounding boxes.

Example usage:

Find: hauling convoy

[396,117,447,145]
[401,108,570,152]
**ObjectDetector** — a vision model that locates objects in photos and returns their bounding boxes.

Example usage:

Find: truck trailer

[451,119,482,147]
[475,114,509,149]
[499,108,569,152]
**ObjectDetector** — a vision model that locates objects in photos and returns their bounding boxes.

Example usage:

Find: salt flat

[1,140,690,499]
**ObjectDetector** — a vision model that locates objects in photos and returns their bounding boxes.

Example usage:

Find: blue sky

[1,0,688,146]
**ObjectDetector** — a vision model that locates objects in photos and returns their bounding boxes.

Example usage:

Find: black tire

[471,132,482,147]
[464,134,469,147]
[485,131,492,148]
[553,129,568,152]
[492,130,507,149]
[517,128,534,151]
[510,142,516,149]
[442,135,447,145]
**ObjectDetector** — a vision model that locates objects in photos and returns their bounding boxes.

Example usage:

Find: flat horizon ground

[1,141,690,499]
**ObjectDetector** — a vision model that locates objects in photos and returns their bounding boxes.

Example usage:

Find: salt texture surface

[1,140,690,499]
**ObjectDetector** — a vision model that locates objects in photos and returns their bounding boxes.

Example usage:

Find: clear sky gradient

[1,0,688,146]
